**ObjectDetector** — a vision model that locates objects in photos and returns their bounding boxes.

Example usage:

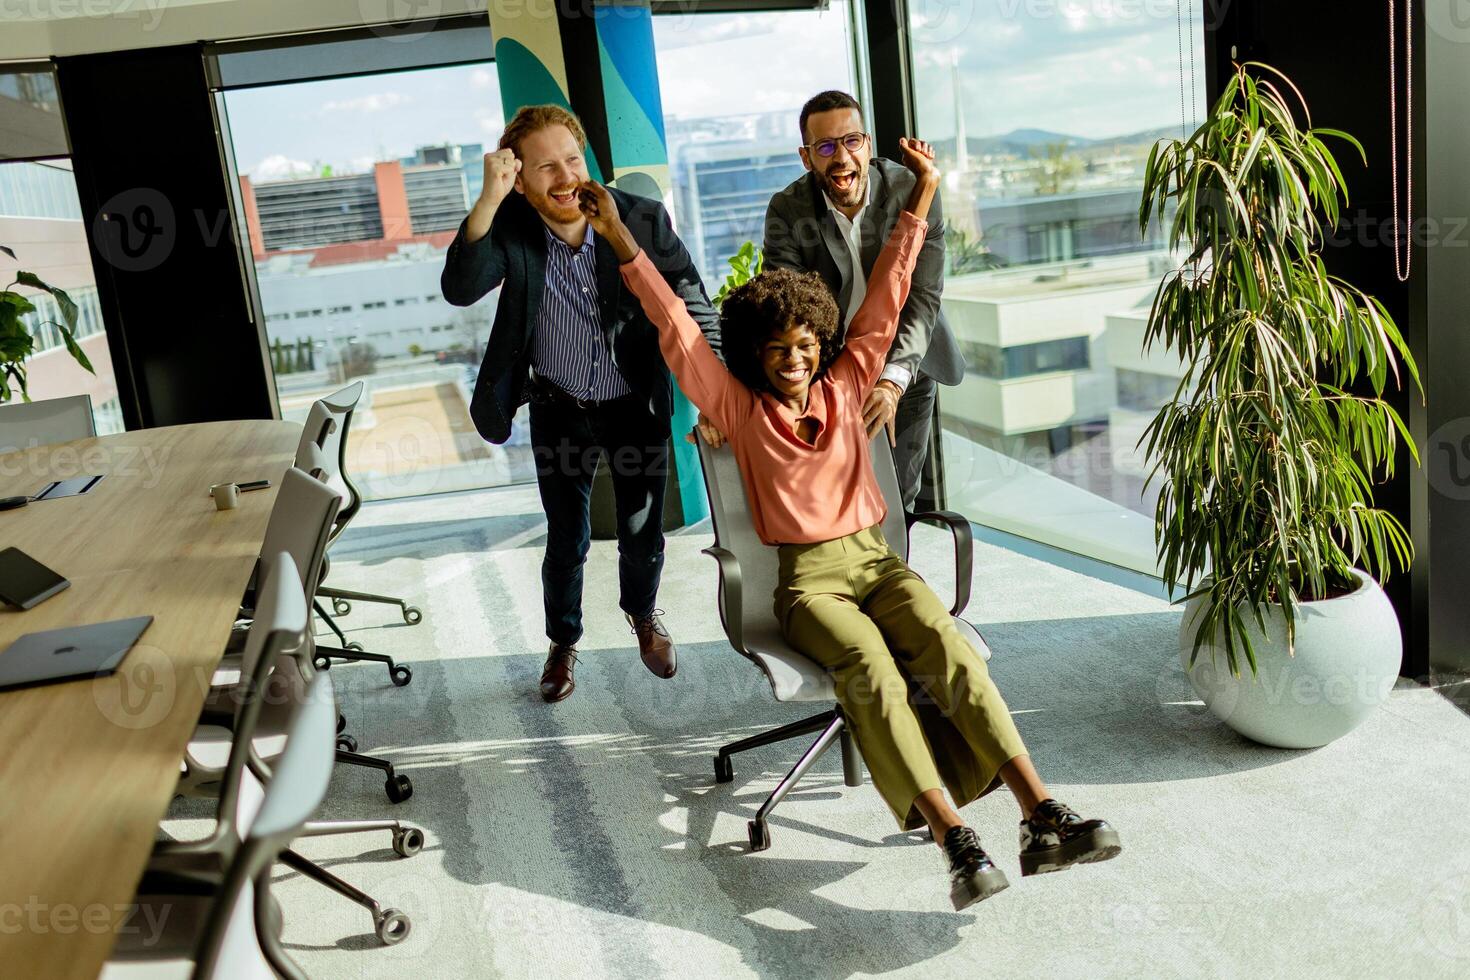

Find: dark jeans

[892,370,938,511]
[529,394,669,646]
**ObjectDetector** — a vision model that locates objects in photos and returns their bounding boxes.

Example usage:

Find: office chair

[694,428,986,852]
[105,608,351,976]
[160,552,421,951]
[226,467,415,803]
[298,382,421,687]
[0,393,95,452]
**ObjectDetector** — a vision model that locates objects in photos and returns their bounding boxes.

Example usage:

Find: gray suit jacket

[762,157,964,386]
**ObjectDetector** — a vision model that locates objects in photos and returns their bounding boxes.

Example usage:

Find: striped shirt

[530,225,632,402]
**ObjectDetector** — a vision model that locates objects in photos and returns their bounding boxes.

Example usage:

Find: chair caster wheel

[336,712,346,734]
[333,598,352,616]
[403,606,423,625]
[386,774,413,803]
[336,734,358,753]
[345,641,364,653]
[714,755,734,783]
[392,827,424,857]
[374,908,411,945]
[313,655,332,670]
[390,664,412,687]
[748,820,771,852]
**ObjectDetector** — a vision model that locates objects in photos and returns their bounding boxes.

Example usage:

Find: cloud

[249,154,315,181]
[320,93,412,114]
[469,68,496,90]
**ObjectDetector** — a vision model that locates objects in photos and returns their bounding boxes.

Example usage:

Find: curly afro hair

[720,267,842,394]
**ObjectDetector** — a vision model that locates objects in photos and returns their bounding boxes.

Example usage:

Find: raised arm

[829,138,941,393]
[578,182,752,434]
[441,149,517,306]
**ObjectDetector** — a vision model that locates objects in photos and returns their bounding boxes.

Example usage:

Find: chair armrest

[701,545,746,654]
[905,510,974,618]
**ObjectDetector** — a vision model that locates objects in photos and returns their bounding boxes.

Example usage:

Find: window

[1,151,124,435]
[653,1,860,291]
[908,0,1205,573]
[222,60,518,500]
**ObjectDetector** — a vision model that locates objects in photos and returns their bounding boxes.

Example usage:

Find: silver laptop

[0,616,153,692]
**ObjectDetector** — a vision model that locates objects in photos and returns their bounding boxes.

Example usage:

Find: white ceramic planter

[1178,569,1401,748]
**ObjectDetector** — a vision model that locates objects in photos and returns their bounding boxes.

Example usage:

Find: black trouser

[892,370,938,511]
[529,392,669,647]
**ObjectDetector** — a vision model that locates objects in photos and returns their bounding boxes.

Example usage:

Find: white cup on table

[210,483,240,511]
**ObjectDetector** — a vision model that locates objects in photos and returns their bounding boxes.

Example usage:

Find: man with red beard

[442,104,719,703]
[756,90,963,509]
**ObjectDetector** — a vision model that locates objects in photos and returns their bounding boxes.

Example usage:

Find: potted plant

[1138,62,1420,748]
[0,244,94,402]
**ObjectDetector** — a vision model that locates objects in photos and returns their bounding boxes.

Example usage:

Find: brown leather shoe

[540,643,578,703]
[627,611,676,679]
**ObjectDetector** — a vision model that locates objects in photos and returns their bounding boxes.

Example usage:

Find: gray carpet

[164,483,1470,979]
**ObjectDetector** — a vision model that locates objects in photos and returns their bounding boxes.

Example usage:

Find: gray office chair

[105,590,340,978]
[695,428,986,851]
[0,393,95,452]
[167,552,422,948]
[298,383,421,687]
[229,466,415,802]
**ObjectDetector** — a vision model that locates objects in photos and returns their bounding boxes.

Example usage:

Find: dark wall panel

[55,44,273,428]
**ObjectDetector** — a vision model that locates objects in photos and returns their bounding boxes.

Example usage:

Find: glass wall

[907,0,1205,573]
[653,0,860,292]
[221,62,518,500]
[1,155,124,436]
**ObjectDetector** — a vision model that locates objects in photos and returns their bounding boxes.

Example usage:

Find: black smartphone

[0,547,71,610]
[238,479,271,492]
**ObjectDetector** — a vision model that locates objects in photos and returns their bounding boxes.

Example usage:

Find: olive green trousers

[774,525,1029,830]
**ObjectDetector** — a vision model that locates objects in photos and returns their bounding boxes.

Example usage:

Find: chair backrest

[217,552,307,844]
[193,670,335,980]
[696,428,910,655]
[299,382,364,540]
[259,466,341,599]
[0,394,95,453]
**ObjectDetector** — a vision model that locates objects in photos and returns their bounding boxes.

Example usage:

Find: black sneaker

[1019,799,1121,876]
[942,826,1010,911]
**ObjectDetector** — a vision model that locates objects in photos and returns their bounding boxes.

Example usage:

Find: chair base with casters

[318,583,423,626]
[312,600,413,686]
[278,847,413,945]
[334,745,415,803]
[714,706,865,852]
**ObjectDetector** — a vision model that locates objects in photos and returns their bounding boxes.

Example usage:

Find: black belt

[530,376,636,411]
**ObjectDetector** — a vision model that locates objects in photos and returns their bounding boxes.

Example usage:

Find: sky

[224,0,1207,181]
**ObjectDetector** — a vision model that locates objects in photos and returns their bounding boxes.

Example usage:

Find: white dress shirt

[824,181,912,393]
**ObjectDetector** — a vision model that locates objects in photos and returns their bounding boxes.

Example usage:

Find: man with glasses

[752,89,963,509]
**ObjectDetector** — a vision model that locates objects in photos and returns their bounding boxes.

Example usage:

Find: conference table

[0,419,300,980]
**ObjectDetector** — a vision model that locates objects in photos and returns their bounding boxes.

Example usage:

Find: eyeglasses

[803,132,869,158]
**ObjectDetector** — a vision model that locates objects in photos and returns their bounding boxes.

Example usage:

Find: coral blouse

[620,211,927,545]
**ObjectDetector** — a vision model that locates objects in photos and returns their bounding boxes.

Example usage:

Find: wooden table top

[0,419,300,979]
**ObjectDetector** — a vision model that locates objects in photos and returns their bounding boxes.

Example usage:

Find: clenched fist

[482,148,520,207]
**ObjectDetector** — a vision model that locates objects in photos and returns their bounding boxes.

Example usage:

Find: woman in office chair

[576,139,1119,911]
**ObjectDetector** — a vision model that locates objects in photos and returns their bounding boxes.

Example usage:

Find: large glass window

[222,62,518,501]
[653,0,860,291]
[1,151,124,436]
[908,1,1205,573]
